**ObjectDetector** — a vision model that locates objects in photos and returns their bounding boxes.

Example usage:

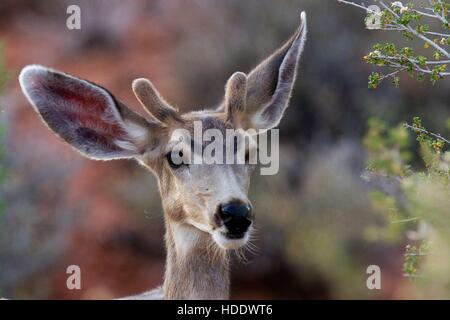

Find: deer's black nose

[219,202,252,237]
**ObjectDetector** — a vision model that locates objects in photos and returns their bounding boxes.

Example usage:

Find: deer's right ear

[19,65,161,161]
[225,11,307,131]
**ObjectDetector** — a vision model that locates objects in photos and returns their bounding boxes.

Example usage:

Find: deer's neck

[163,220,230,299]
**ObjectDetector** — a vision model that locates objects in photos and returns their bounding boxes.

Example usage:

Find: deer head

[19,12,307,298]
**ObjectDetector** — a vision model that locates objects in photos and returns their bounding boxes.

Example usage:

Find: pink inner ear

[42,78,128,144]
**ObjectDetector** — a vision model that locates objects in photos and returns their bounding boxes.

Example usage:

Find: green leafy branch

[404,117,450,153]
[338,0,450,88]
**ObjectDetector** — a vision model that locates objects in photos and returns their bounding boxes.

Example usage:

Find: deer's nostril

[219,202,252,236]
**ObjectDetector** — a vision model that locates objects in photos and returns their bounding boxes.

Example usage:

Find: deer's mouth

[225,232,246,239]
[212,227,252,250]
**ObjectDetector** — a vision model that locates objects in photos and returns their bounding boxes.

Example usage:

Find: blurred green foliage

[364,117,411,176]
[403,241,429,278]
[364,115,450,297]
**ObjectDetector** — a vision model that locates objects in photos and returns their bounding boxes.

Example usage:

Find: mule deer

[18,12,307,299]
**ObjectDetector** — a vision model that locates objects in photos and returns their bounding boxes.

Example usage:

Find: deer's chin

[212,230,250,250]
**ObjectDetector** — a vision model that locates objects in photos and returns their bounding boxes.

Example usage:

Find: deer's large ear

[19,65,160,160]
[225,11,307,131]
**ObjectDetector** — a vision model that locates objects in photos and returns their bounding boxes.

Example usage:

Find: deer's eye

[166,151,185,169]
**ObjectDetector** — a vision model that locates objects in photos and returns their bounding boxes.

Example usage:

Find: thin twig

[337,0,375,12]
[374,55,446,75]
[424,31,450,37]
[391,217,420,224]
[402,273,425,278]
[378,67,405,81]
[406,27,450,59]
[404,123,450,145]
[413,9,440,19]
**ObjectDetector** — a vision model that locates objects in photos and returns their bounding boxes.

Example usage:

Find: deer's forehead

[164,113,245,154]
[179,112,232,134]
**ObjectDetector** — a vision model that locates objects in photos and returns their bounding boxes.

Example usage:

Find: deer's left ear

[19,65,161,161]
[224,11,307,131]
